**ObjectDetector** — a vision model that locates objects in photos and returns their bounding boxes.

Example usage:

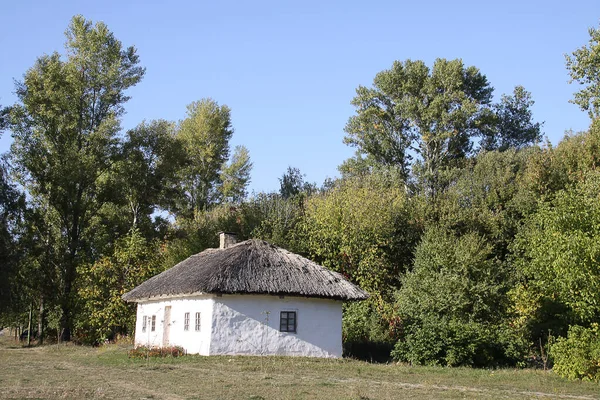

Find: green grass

[0,336,598,399]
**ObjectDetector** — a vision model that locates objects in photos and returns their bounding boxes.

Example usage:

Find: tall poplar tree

[9,15,145,340]
[344,58,493,194]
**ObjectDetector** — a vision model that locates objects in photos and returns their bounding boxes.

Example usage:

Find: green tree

[249,192,306,252]
[301,173,419,296]
[278,166,316,199]
[9,15,145,340]
[279,166,305,199]
[480,86,543,151]
[174,98,234,217]
[344,58,493,193]
[393,228,521,366]
[512,171,600,334]
[77,228,164,344]
[429,148,541,262]
[566,21,600,119]
[114,119,181,228]
[0,159,25,317]
[0,105,8,133]
[13,200,63,344]
[220,145,252,203]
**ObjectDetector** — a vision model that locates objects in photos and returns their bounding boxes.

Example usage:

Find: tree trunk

[27,303,32,346]
[37,296,44,345]
[61,207,81,343]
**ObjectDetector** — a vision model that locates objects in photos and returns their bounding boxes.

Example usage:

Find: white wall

[134,295,213,355]
[210,295,343,358]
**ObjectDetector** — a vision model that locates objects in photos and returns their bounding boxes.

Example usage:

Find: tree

[220,145,252,203]
[392,228,521,366]
[9,15,145,340]
[0,105,8,133]
[344,58,493,193]
[301,173,419,296]
[480,86,543,151]
[278,166,316,199]
[248,192,306,251]
[512,171,600,332]
[77,228,164,344]
[114,119,181,228]
[566,21,600,119]
[0,159,25,317]
[279,166,304,199]
[174,98,234,217]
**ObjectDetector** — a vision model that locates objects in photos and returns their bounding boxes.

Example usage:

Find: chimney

[219,232,238,249]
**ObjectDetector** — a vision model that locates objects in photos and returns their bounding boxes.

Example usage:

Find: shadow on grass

[343,340,394,363]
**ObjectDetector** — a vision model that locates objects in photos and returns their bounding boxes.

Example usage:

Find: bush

[391,318,525,367]
[392,228,526,367]
[550,324,600,381]
[128,345,186,358]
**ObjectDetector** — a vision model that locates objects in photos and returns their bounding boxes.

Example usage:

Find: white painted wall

[210,294,343,358]
[134,295,213,355]
[134,294,343,357]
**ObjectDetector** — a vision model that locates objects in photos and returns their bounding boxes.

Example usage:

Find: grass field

[0,336,598,399]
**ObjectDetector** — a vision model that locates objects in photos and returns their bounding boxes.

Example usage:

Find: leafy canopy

[566,21,600,119]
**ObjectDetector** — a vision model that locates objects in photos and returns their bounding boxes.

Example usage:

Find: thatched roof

[122,239,369,302]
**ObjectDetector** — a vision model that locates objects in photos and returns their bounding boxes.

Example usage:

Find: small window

[142,316,147,333]
[280,311,297,333]
[195,312,201,331]
[151,315,156,332]
[184,312,190,331]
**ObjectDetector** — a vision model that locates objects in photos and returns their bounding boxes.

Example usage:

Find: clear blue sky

[1,0,598,193]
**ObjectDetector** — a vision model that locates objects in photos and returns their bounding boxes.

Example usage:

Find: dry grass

[0,336,598,399]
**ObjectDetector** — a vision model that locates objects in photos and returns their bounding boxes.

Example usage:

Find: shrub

[549,324,600,381]
[391,318,524,367]
[392,228,526,367]
[128,345,186,358]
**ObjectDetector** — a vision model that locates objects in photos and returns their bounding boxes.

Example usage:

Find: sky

[0,0,598,194]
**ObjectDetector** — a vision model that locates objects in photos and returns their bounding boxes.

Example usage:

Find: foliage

[512,171,600,334]
[0,159,24,316]
[344,58,493,192]
[279,166,315,199]
[550,324,600,381]
[114,119,182,228]
[174,98,235,216]
[248,193,306,252]
[8,15,144,340]
[161,203,256,268]
[566,20,600,118]
[342,299,396,362]
[76,228,164,344]
[301,172,419,295]
[220,145,253,203]
[393,228,523,366]
[480,86,543,151]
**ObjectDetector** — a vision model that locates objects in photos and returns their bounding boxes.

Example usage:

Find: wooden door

[162,306,171,346]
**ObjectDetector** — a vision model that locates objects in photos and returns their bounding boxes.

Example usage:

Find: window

[142,316,147,333]
[151,315,156,332]
[280,311,297,333]
[195,312,201,331]
[184,312,190,331]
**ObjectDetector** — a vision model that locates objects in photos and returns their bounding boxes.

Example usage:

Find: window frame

[184,312,190,331]
[151,315,156,332]
[279,311,297,333]
[142,315,147,333]
[195,312,201,332]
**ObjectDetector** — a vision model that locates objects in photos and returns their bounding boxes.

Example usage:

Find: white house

[122,233,368,358]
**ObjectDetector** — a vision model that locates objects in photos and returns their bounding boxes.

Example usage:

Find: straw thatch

[122,239,369,302]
